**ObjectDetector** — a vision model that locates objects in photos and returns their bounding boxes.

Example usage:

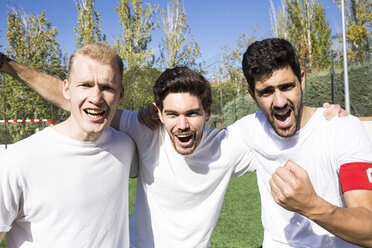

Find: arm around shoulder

[0,52,69,111]
[110,109,124,131]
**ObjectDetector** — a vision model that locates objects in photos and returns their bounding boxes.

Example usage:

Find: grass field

[0,172,263,248]
[210,172,263,247]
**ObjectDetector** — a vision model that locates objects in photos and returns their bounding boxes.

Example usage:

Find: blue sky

[0,0,342,76]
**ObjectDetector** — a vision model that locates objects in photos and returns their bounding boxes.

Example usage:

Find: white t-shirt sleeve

[226,121,257,177]
[231,144,256,177]
[0,152,22,232]
[129,146,139,178]
[332,116,372,167]
[119,110,155,144]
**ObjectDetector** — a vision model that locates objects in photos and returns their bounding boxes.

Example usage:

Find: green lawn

[210,172,263,247]
[128,172,263,248]
[0,236,4,248]
[1,172,263,248]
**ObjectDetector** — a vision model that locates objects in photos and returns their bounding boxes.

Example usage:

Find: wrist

[304,195,337,221]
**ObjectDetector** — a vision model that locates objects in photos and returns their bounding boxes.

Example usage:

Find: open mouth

[274,109,292,128]
[85,109,105,119]
[176,133,193,145]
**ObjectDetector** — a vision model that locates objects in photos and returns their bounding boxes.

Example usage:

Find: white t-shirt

[0,127,137,248]
[231,108,372,248]
[120,110,256,248]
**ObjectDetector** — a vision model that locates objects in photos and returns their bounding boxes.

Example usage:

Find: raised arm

[270,161,372,247]
[0,52,69,111]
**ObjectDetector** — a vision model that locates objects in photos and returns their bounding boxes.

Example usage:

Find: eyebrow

[163,108,202,114]
[256,82,296,94]
[256,86,274,95]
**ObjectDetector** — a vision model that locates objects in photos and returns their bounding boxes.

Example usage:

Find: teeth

[86,109,104,115]
[176,134,191,138]
[275,109,290,116]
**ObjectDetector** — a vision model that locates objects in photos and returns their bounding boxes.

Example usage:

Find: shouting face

[250,66,304,137]
[158,92,211,155]
[63,55,123,141]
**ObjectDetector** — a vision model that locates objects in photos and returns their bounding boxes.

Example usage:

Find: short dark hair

[242,38,301,91]
[153,67,212,111]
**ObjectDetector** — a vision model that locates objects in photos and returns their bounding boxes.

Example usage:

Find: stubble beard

[262,98,303,138]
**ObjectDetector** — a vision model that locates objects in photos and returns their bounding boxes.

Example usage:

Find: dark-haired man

[235,38,372,247]
[118,67,257,247]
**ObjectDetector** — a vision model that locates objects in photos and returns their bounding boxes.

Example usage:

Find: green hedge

[306,62,372,116]
[209,62,372,129]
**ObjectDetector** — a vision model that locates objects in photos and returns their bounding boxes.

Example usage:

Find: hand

[137,102,161,130]
[0,51,11,69]
[323,102,348,120]
[269,160,320,217]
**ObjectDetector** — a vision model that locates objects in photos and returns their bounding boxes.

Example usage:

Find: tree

[311,2,332,69]
[286,0,316,70]
[118,67,161,111]
[271,0,332,71]
[113,0,159,111]
[114,0,158,70]
[160,0,202,71]
[3,10,67,142]
[74,0,105,48]
[270,0,290,40]
[336,0,371,62]
[215,30,258,115]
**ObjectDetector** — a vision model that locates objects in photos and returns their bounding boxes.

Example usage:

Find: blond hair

[68,43,124,83]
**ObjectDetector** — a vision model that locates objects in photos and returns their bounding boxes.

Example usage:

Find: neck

[52,117,102,142]
[299,106,316,129]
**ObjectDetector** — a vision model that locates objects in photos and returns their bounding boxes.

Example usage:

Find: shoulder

[230,111,265,129]
[99,127,137,164]
[326,113,372,156]
[104,127,136,148]
[3,128,51,156]
[227,111,264,140]
[234,111,261,124]
[120,110,159,143]
[325,113,363,133]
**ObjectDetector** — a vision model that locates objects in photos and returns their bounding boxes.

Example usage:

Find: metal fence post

[1,74,7,149]
[219,81,224,128]
[331,50,335,104]
[304,58,307,105]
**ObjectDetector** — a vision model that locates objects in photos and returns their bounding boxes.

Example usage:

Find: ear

[248,88,257,103]
[205,107,212,122]
[300,70,305,90]
[118,86,124,102]
[156,105,164,124]
[62,79,71,100]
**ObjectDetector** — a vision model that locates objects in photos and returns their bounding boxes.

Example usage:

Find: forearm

[1,59,70,111]
[0,232,4,242]
[110,109,123,131]
[305,196,372,247]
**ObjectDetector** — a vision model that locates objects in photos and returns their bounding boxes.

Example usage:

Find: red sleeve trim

[340,162,372,193]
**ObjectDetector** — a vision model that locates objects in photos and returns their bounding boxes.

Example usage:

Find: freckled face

[251,66,304,137]
[158,92,211,155]
[63,55,123,141]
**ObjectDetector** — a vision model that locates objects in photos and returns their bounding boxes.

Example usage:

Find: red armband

[340,162,372,193]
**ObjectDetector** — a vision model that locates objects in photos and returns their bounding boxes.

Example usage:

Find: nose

[89,86,103,104]
[272,90,287,108]
[177,115,190,130]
